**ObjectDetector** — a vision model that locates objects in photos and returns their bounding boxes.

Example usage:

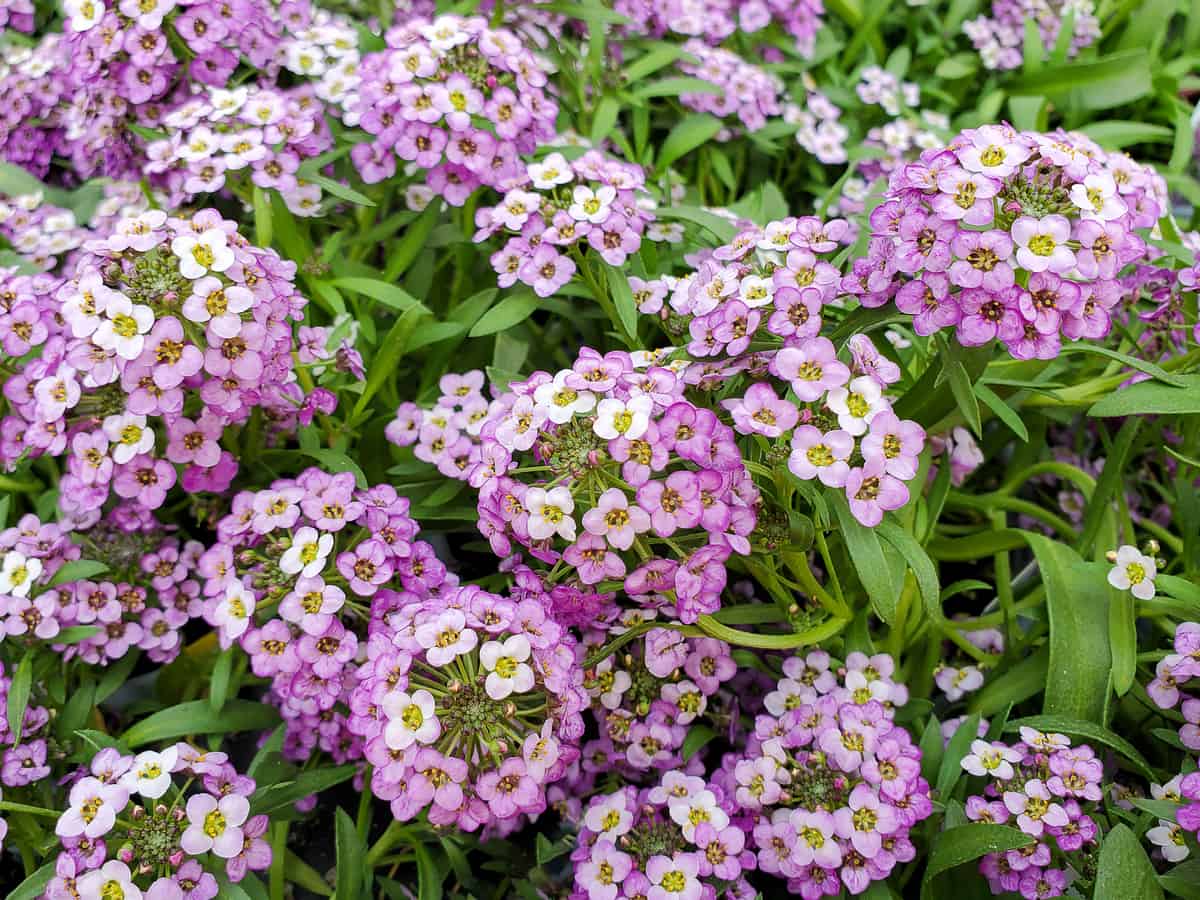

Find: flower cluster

[1147,621,1200,755]
[637,217,928,527]
[0,509,204,665]
[964,0,1100,71]
[348,582,587,831]
[787,83,849,166]
[856,66,921,118]
[676,40,785,137]
[0,192,89,272]
[50,744,271,896]
[197,467,439,761]
[475,149,659,297]
[278,5,363,119]
[614,0,824,58]
[1,209,307,519]
[145,84,335,215]
[717,651,931,896]
[351,14,558,203]
[1145,773,1200,863]
[858,125,1164,359]
[960,726,1104,898]
[0,36,71,179]
[475,348,758,623]
[581,630,736,775]
[386,370,491,480]
[571,769,755,900]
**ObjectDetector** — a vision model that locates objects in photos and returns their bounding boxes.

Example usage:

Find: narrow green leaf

[252,185,273,249]
[303,173,375,207]
[1058,344,1187,387]
[415,842,446,900]
[947,359,982,437]
[210,647,235,713]
[1089,374,1200,417]
[1078,417,1139,554]
[250,764,358,816]
[122,699,281,747]
[631,77,722,100]
[352,305,425,418]
[385,203,440,281]
[1094,824,1164,900]
[295,449,369,490]
[937,713,981,798]
[974,383,1028,441]
[46,559,110,588]
[330,277,428,314]
[681,725,718,761]
[590,95,621,145]
[7,650,33,742]
[1025,534,1112,723]
[468,291,538,337]
[334,807,364,900]
[604,266,640,345]
[656,113,724,171]
[7,862,57,900]
[876,520,941,623]
[655,206,738,243]
[829,494,899,623]
[621,44,689,82]
[1004,715,1154,779]
[921,825,1034,899]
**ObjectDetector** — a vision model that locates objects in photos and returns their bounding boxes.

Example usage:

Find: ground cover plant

[1,0,1200,898]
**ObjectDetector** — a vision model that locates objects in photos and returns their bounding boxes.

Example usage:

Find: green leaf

[122,699,281,747]
[46,559,110,588]
[1160,860,1200,899]
[829,493,900,624]
[695,614,848,650]
[250,764,358,816]
[655,205,738,243]
[210,647,235,713]
[6,862,57,900]
[385,203,440,281]
[57,680,96,739]
[621,44,689,82]
[1078,417,1139,554]
[53,625,103,645]
[7,650,32,742]
[335,807,364,900]
[286,850,335,896]
[96,650,140,704]
[330,277,427,314]
[605,266,640,345]
[657,114,724,171]
[252,185,272,249]
[303,172,376,207]
[936,52,978,80]
[1007,51,1153,110]
[947,359,982,437]
[1025,534,1112,723]
[296,449,369,490]
[352,305,425,419]
[937,712,981,798]
[919,715,944,784]
[681,725,718,761]
[468,291,538,337]
[1108,588,1136,696]
[921,825,1034,899]
[1058,344,1188,388]
[1094,824,1164,900]
[1089,375,1200,417]
[970,647,1049,716]
[415,842,446,900]
[875,520,942,623]
[1080,120,1174,149]
[1003,715,1154,779]
[974,383,1028,441]
[590,96,621,145]
[631,77,722,100]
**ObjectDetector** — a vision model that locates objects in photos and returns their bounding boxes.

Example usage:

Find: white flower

[91,294,155,360]
[120,747,178,799]
[1107,545,1157,599]
[102,413,154,465]
[567,184,616,224]
[668,788,729,841]
[480,634,535,699]
[583,792,634,838]
[960,739,1022,780]
[0,552,42,598]
[1070,173,1126,221]
[285,42,327,76]
[279,527,334,578]
[180,792,249,859]
[593,395,652,441]
[826,376,887,436]
[525,486,576,542]
[533,370,596,424]
[738,274,774,308]
[590,657,631,710]
[77,860,143,900]
[118,0,174,29]
[1018,726,1070,753]
[1147,820,1189,862]
[527,152,574,189]
[171,228,235,279]
[214,583,256,640]
[405,184,436,211]
[382,689,441,749]
[64,0,104,31]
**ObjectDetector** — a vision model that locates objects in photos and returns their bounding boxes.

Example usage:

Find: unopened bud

[118,847,134,864]
[504,702,517,718]
[1145,539,1160,555]
[154,804,168,818]
[169,850,185,867]
[131,805,146,820]
[1105,550,1118,563]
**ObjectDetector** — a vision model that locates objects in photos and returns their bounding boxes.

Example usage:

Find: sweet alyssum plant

[0,1,1199,899]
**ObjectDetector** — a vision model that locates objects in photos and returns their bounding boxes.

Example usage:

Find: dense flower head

[277,4,363,119]
[786,82,849,166]
[965,0,1100,71]
[959,726,1105,898]
[0,35,71,179]
[49,743,271,894]
[0,208,307,519]
[712,650,929,896]
[0,192,90,272]
[580,630,737,776]
[474,347,758,624]
[347,583,587,831]
[351,14,559,202]
[857,125,1164,359]
[474,148,661,297]
[198,466,440,761]
[385,369,491,480]
[571,769,756,900]
[0,508,204,665]
[1147,621,1200,761]
[144,83,335,216]
[676,40,785,137]
[613,0,824,58]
